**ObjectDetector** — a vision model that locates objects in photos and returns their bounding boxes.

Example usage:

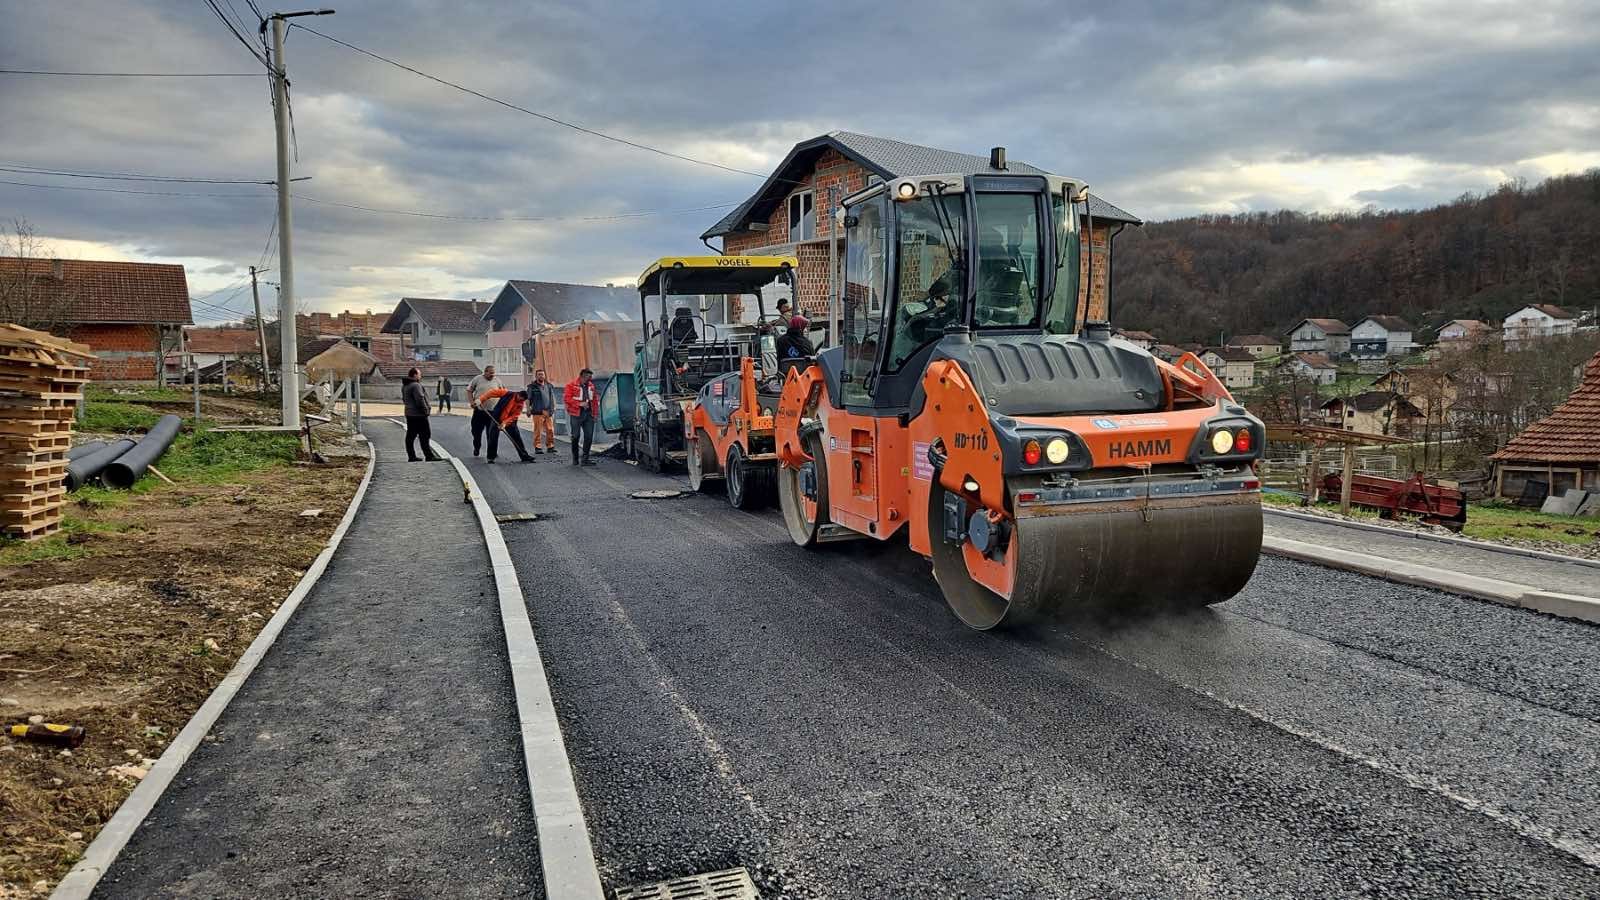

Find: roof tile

[1491,352,1600,464]
[0,257,192,324]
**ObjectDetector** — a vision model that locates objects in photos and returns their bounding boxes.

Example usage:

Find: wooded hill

[1111,170,1600,344]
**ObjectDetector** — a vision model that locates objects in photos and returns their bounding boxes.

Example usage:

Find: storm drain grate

[613,866,760,900]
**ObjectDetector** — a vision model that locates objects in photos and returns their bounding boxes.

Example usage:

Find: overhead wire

[0,178,272,198]
[0,163,279,185]
[201,0,270,68]
[290,24,775,181]
[0,68,260,77]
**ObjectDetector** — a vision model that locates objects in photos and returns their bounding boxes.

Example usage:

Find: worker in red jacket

[563,368,599,467]
[476,386,535,464]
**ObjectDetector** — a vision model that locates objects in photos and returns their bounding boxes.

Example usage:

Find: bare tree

[0,218,75,332]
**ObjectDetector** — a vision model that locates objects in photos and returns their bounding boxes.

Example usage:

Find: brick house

[0,257,192,381]
[298,309,388,338]
[699,131,1140,326]
[479,280,635,388]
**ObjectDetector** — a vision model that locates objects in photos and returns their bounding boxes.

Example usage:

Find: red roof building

[0,257,193,381]
[1490,351,1600,499]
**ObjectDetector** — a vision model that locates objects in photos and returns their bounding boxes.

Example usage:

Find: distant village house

[1226,334,1280,358]
[380,297,488,367]
[1320,391,1424,436]
[1502,304,1576,348]
[1280,351,1338,386]
[1350,315,1416,359]
[1199,347,1256,389]
[479,280,635,389]
[1287,318,1351,356]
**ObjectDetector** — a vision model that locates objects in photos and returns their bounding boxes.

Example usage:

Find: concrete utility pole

[250,265,271,391]
[266,8,334,428]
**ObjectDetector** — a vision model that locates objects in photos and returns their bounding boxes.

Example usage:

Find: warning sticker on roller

[912,441,933,481]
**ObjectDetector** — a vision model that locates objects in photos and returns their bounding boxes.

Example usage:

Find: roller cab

[773,168,1264,629]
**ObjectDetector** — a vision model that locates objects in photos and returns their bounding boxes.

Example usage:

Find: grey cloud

[2,0,1597,315]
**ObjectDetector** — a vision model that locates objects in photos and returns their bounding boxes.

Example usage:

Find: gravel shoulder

[90,425,542,899]
[432,415,1600,899]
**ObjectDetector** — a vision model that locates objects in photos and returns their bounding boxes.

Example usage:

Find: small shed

[1490,351,1600,500]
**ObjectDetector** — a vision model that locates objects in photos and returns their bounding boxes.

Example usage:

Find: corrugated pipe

[101,415,182,490]
[66,440,137,491]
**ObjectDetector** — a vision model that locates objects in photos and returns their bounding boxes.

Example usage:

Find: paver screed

[93,426,543,899]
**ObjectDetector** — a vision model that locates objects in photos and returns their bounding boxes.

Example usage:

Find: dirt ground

[0,443,365,896]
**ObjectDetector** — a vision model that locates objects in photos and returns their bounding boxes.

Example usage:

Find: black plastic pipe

[101,414,182,490]
[65,439,137,491]
[66,441,108,461]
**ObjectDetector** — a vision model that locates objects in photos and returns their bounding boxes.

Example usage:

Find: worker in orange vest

[476,386,535,464]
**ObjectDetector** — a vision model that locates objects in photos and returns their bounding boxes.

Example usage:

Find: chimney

[989,147,1007,170]
[51,257,64,280]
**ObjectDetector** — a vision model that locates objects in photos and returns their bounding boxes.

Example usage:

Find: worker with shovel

[475,385,536,464]
[466,365,504,457]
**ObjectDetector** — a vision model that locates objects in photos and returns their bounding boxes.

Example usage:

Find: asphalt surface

[95,427,542,899]
[1264,509,1600,596]
[432,415,1600,899]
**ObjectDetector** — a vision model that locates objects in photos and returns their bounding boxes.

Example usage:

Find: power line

[295,194,739,222]
[0,175,736,221]
[0,68,260,77]
[0,178,271,198]
[0,163,278,185]
[201,0,270,68]
[291,24,772,181]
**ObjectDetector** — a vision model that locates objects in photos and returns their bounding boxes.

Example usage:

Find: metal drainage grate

[614,866,760,900]
[629,489,683,500]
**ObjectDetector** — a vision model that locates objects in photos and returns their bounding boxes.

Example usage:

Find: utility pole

[266,8,335,429]
[250,265,271,391]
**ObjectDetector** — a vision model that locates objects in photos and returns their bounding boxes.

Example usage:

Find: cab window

[841,195,888,404]
[973,193,1043,328]
[1045,193,1081,334]
[885,194,964,372]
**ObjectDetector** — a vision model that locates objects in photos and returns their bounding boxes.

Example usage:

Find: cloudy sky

[2,0,1597,323]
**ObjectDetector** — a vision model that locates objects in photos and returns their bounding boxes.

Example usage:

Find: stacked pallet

[1,324,94,540]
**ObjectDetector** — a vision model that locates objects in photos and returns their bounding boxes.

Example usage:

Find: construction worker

[465,364,504,457]
[564,368,599,466]
[524,368,557,454]
[774,315,816,361]
[476,386,535,464]
[401,367,440,462]
[435,375,453,413]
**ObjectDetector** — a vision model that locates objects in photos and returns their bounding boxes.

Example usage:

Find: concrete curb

[53,438,379,900]
[1264,506,1600,571]
[436,441,606,900]
[1261,535,1600,625]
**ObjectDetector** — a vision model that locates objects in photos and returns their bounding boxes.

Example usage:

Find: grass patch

[1259,489,1381,518]
[0,515,130,566]
[78,401,162,433]
[150,426,300,484]
[1463,502,1600,546]
[84,384,186,403]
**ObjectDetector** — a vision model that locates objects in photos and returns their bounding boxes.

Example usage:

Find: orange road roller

[773,168,1264,629]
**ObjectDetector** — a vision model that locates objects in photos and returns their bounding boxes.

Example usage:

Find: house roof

[1358,315,1413,332]
[1442,319,1491,335]
[1511,303,1576,320]
[1491,351,1600,464]
[1288,352,1337,370]
[1203,347,1256,363]
[1228,334,1278,347]
[375,360,482,380]
[1289,318,1350,336]
[1116,329,1156,341]
[1321,391,1422,415]
[0,257,192,324]
[483,280,636,328]
[297,337,341,365]
[701,130,1141,240]
[184,327,258,354]
[381,297,485,334]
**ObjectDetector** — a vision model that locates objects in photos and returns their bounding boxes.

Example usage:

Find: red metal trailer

[1321,471,1467,530]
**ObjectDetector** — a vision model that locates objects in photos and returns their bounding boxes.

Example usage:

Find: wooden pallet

[2,485,66,511]
[2,514,63,539]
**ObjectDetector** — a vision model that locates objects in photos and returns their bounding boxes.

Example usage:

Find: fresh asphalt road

[435,416,1600,899]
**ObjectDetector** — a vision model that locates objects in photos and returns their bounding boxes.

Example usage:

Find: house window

[789,190,816,241]
[473,348,484,358]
